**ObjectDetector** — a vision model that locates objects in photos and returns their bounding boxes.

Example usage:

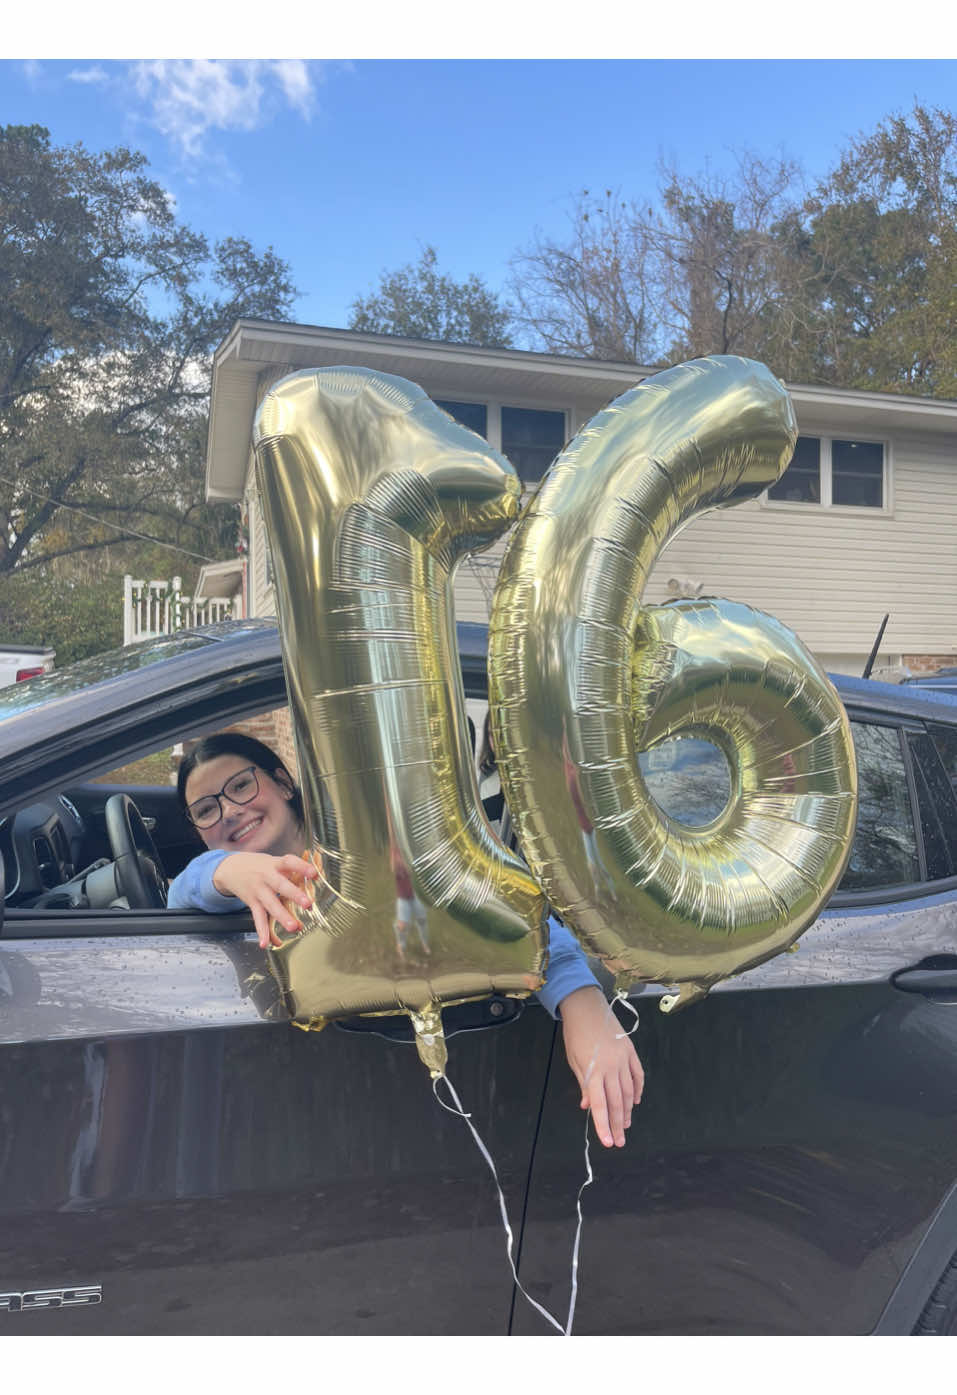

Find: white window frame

[762,434,893,516]
[497,400,569,486]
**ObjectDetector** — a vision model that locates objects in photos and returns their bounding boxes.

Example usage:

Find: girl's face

[184,754,302,857]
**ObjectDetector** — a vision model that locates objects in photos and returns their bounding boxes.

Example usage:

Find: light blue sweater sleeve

[537,916,602,1019]
[167,849,245,912]
[167,855,600,1015]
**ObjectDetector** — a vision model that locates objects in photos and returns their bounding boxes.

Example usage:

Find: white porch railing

[123,575,241,645]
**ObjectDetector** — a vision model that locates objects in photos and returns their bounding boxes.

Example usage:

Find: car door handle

[893,964,957,996]
[335,994,525,1042]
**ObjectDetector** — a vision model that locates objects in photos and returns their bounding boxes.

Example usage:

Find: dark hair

[177,732,305,829]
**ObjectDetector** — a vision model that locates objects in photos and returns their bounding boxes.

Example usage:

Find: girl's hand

[211,852,319,949]
[559,986,644,1148]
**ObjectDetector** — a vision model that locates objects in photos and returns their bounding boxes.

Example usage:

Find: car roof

[0,620,491,810]
[902,672,957,686]
[1,619,955,813]
[833,670,957,720]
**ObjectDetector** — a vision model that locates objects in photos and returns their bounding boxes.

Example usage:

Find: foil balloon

[488,356,858,1011]
[252,367,547,1074]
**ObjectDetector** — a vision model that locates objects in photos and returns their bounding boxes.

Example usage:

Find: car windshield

[0,633,214,722]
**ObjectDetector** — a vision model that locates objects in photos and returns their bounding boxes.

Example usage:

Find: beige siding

[236,360,955,666]
[641,429,956,657]
[246,491,276,618]
[245,365,298,618]
[455,432,956,661]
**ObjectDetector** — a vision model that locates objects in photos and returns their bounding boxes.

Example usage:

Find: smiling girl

[168,732,643,1147]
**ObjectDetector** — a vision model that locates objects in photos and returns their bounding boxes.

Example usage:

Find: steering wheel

[104,794,169,909]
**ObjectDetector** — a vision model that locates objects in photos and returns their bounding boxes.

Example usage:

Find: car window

[928,721,957,787]
[635,722,936,896]
[94,747,181,789]
[906,729,957,881]
[637,737,731,825]
[838,722,920,892]
[1,705,298,918]
[93,710,300,796]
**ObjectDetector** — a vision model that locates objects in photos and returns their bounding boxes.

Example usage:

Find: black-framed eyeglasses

[187,765,260,829]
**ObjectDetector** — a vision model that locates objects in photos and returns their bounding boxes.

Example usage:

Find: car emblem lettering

[0,1285,102,1311]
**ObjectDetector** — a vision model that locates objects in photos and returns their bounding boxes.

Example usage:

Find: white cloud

[271,60,314,118]
[68,66,110,85]
[130,59,317,159]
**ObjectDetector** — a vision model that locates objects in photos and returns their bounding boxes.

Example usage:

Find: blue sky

[4,57,957,341]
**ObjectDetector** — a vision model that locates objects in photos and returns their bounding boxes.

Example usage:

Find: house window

[501,407,566,485]
[831,440,884,507]
[767,435,886,510]
[434,399,488,438]
[767,436,820,503]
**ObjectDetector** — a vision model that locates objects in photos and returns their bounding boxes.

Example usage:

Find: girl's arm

[537,917,644,1148]
[168,848,317,949]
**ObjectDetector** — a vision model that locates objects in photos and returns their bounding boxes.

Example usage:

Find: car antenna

[861,614,889,680]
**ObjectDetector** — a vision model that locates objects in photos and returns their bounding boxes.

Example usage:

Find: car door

[0,683,557,1335]
[511,702,957,1335]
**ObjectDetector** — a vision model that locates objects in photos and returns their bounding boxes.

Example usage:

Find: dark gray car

[3,622,957,1335]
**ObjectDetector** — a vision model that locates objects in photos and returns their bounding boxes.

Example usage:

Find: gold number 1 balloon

[253,367,546,1074]
[488,356,858,1010]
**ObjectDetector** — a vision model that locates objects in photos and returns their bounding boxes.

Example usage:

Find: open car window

[1,705,297,920]
[7,691,957,930]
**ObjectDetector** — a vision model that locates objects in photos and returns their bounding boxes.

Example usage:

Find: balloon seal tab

[409,1004,448,1079]
[660,982,709,1015]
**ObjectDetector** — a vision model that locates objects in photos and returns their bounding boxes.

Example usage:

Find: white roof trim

[195,557,243,600]
[206,320,957,502]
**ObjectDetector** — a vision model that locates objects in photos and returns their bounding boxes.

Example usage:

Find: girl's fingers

[620,1069,635,1130]
[261,887,301,934]
[589,1081,612,1147]
[272,873,313,909]
[252,905,274,949]
[280,855,318,876]
[604,1075,626,1148]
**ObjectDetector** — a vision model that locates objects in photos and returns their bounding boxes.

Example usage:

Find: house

[203,319,957,681]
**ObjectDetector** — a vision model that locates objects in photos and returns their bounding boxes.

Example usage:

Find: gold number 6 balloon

[488,356,858,1011]
[253,367,546,1075]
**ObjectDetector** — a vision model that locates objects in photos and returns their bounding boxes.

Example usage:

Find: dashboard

[2,796,88,906]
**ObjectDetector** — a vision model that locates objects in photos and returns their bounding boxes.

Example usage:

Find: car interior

[0,707,289,914]
[4,696,957,919]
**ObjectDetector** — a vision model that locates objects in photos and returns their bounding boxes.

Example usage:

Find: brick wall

[178,706,301,788]
[902,653,957,675]
[220,707,300,783]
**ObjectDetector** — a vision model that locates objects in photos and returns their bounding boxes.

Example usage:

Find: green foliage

[0,568,123,665]
[0,123,297,586]
[349,246,513,347]
[802,104,957,395]
[509,103,957,397]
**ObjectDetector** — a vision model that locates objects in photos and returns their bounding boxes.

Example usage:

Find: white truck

[0,643,55,687]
